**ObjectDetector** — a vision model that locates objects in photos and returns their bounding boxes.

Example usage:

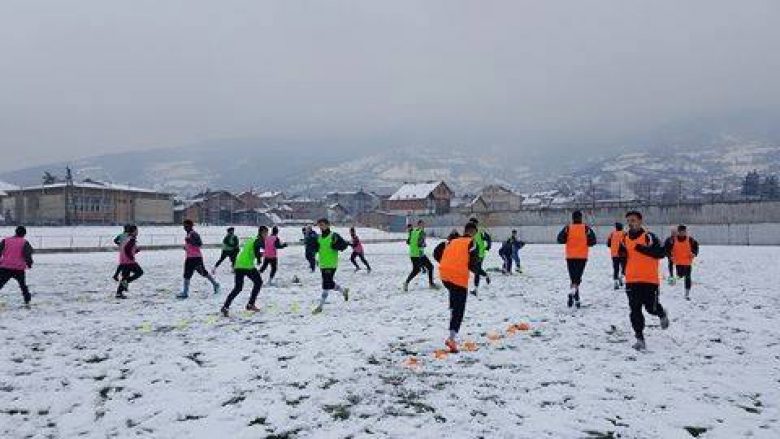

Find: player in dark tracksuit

[212,227,239,274]
[499,230,525,274]
[663,227,678,284]
[303,226,319,272]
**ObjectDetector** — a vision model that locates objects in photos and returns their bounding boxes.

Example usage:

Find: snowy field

[0,226,401,250]
[0,243,778,438]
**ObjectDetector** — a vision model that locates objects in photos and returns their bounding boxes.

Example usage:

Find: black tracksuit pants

[566,258,587,286]
[223,268,262,309]
[0,268,31,303]
[406,256,433,285]
[350,252,371,270]
[675,265,692,290]
[305,251,317,272]
[626,282,666,339]
[215,250,238,268]
[612,257,626,280]
[444,281,468,333]
[474,258,488,287]
[117,263,144,294]
[259,257,278,280]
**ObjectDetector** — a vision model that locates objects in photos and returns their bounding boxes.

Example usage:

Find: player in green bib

[313,218,350,314]
[221,226,268,317]
[468,217,492,296]
[403,220,438,291]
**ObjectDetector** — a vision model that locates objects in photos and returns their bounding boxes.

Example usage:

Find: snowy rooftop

[257,191,283,198]
[530,190,559,198]
[551,196,576,205]
[0,180,19,196]
[12,180,168,195]
[388,181,444,201]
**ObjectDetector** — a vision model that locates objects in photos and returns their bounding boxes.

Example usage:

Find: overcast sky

[1,0,778,172]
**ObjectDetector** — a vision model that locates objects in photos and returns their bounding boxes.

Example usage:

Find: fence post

[98,236,102,248]
[70,236,74,248]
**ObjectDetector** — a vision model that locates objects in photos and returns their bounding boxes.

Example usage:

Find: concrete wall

[423,201,780,245]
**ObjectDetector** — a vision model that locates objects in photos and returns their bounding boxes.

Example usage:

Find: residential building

[382,181,453,215]
[7,180,173,225]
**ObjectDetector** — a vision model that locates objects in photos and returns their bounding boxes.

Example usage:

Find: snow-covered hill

[1,138,779,198]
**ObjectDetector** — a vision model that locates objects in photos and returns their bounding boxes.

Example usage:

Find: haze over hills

[3,108,780,199]
[3,137,779,201]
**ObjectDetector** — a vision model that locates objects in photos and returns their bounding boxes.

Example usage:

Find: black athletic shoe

[574,292,581,308]
[660,312,670,329]
[115,293,127,299]
[221,307,229,317]
[567,294,574,308]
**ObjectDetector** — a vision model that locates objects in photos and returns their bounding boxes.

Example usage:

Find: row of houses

[0,176,593,226]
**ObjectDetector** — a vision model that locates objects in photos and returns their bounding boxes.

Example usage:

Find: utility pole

[677,179,682,206]
[65,166,74,226]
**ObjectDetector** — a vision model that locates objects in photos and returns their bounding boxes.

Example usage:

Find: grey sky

[1,0,778,172]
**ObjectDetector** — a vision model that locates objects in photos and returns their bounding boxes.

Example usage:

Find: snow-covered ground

[0,243,778,438]
[0,226,401,250]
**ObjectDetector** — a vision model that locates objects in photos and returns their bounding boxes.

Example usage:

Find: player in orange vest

[606,222,627,290]
[556,210,597,308]
[620,211,670,351]
[668,224,699,300]
[433,223,480,354]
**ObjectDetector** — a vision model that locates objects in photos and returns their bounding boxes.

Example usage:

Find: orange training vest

[609,230,624,257]
[439,237,472,289]
[565,223,589,260]
[672,236,694,266]
[624,230,660,285]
